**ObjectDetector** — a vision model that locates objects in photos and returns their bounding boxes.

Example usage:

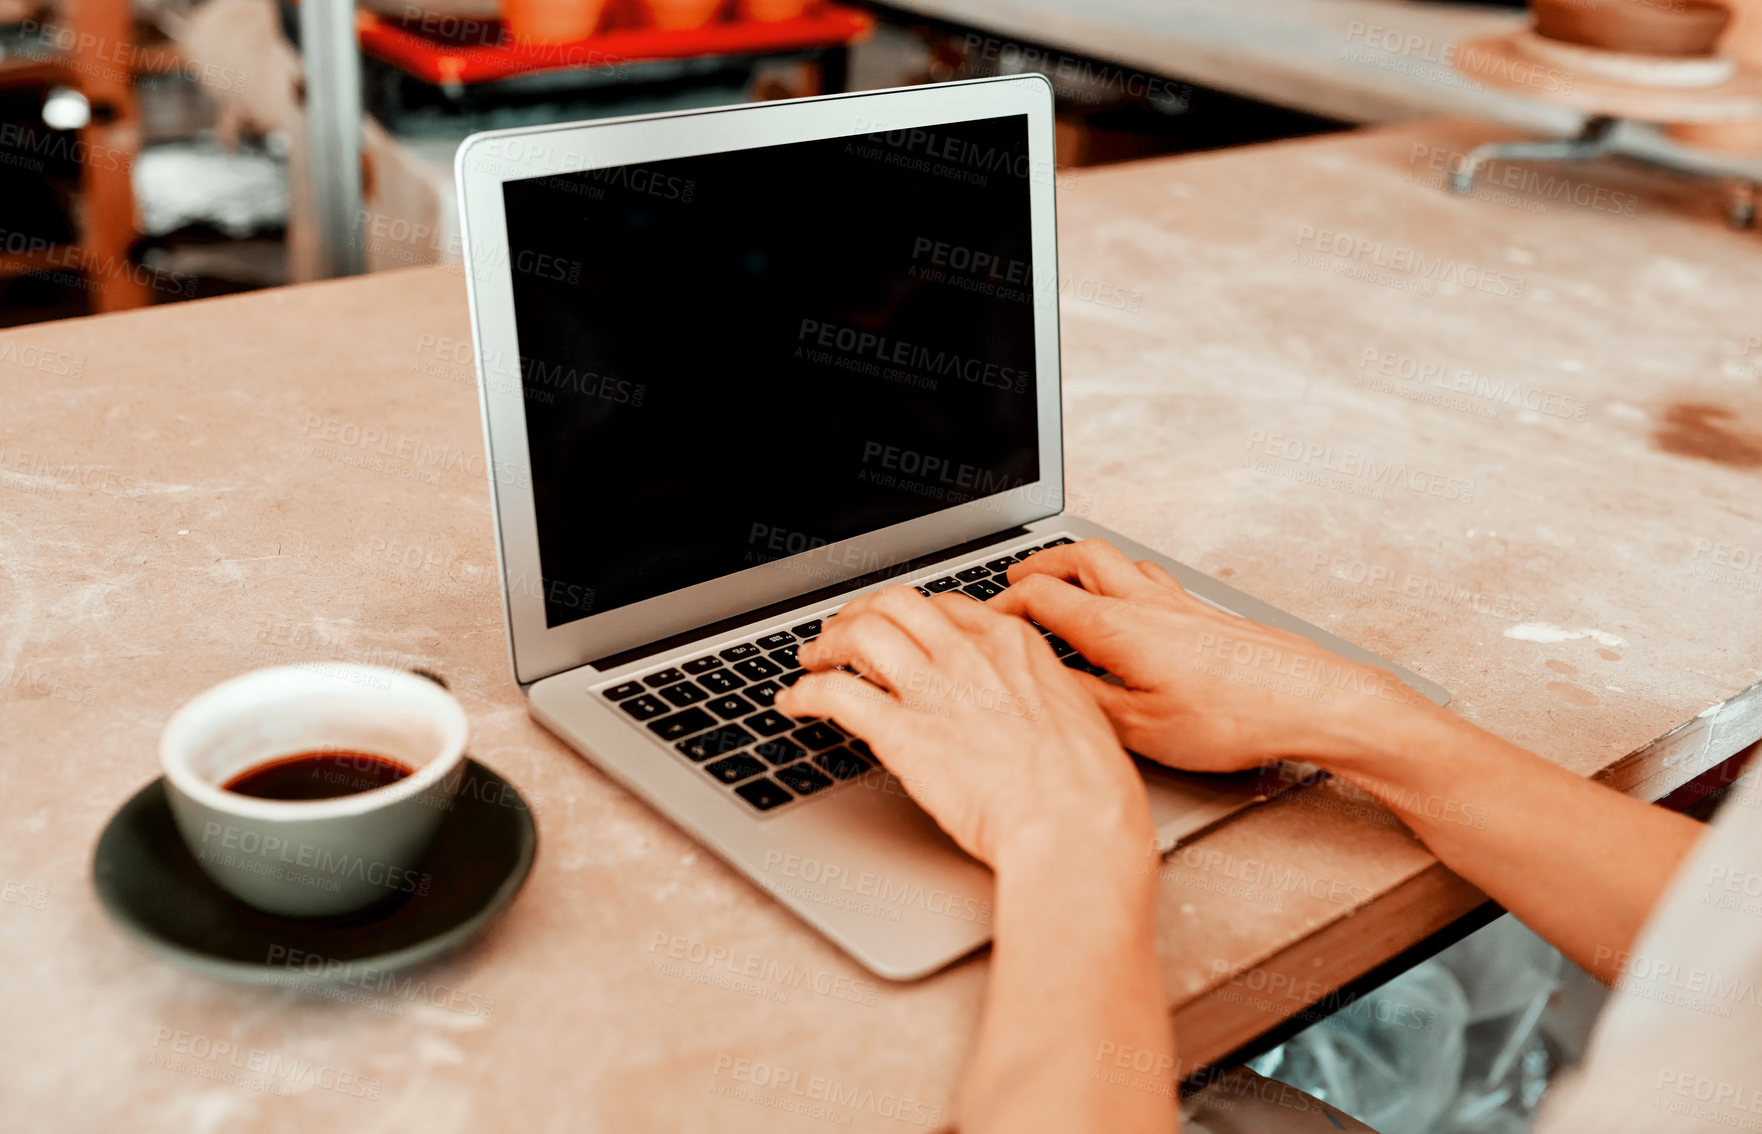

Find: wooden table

[4,118,1761,1131]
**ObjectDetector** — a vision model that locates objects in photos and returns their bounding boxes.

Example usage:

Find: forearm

[1318,690,1704,982]
[959,831,1179,1134]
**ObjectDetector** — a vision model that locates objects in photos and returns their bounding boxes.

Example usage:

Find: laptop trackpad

[1141,759,1288,852]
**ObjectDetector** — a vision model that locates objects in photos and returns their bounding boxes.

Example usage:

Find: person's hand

[989,539,1428,774]
[775,584,1155,870]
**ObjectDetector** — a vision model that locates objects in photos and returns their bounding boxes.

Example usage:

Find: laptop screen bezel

[457,75,1065,686]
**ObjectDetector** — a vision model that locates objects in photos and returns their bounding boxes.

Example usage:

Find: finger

[776,669,904,738]
[800,609,931,693]
[986,574,1133,672]
[835,585,985,666]
[1136,559,1188,595]
[933,591,1044,664]
[1009,538,1164,599]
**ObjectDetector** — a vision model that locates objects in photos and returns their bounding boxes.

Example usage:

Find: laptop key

[747,709,794,737]
[778,670,806,688]
[618,694,668,720]
[705,753,766,785]
[815,746,871,781]
[791,619,822,639]
[648,707,715,741]
[753,737,806,765]
[962,579,1003,601]
[1042,537,1074,547]
[644,668,686,688]
[682,656,724,675]
[924,576,961,592]
[988,572,1012,588]
[769,644,798,668]
[706,694,756,720]
[776,764,833,795]
[985,557,1016,573]
[677,724,756,762]
[699,669,745,693]
[734,777,793,812]
[794,722,844,750]
[605,681,644,701]
[915,586,932,596]
[745,680,781,707]
[719,643,763,662]
[660,681,709,707]
[847,738,874,759]
[733,656,782,680]
[1044,635,1077,658]
[755,632,796,650]
[956,566,991,582]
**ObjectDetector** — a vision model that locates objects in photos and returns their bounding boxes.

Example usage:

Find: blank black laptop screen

[502,113,1041,628]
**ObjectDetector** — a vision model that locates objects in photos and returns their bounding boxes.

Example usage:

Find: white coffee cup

[160,664,469,918]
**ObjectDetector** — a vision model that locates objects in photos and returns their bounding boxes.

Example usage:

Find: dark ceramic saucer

[93,759,537,985]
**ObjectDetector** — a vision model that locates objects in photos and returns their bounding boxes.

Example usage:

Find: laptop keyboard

[598,536,1110,814]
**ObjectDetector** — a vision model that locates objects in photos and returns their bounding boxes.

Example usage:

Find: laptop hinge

[585,524,1035,672]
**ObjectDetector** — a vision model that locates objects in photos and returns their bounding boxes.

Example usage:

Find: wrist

[1310,682,1473,810]
[992,813,1159,905]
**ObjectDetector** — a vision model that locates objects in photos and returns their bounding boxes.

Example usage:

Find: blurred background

[17,0,1762,328]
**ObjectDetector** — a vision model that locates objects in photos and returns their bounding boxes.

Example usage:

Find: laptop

[454,75,1450,980]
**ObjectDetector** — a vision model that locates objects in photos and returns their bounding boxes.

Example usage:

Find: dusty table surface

[4,118,1762,1131]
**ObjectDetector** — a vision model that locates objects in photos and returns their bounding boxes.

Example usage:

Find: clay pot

[640,0,723,29]
[742,0,808,20]
[503,0,606,43]
[1531,0,1733,57]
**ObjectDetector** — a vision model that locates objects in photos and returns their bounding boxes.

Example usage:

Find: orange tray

[357,4,873,86]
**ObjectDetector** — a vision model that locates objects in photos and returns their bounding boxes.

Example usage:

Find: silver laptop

[455,75,1449,980]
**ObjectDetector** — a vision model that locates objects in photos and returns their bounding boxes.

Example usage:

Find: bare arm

[1319,698,1700,982]
[778,588,1181,1133]
[994,539,1703,984]
[963,830,1177,1134]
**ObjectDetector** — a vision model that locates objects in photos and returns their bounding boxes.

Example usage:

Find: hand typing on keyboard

[991,539,1427,776]
[776,584,1155,872]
